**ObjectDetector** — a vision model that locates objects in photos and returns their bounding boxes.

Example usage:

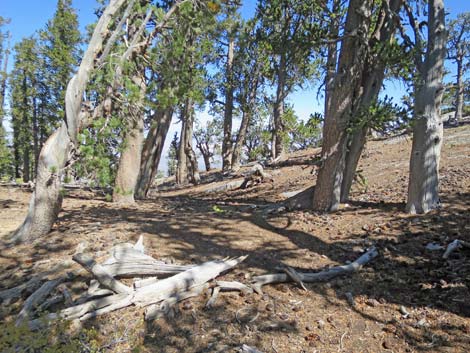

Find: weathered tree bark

[272,54,287,160]
[341,0,403,202]
[406,0,446,214]
[176,99,199,185]
[11,0,182,242]
[222,36,235,171]
[313,0,373,212]
[11,0,127,242]
[135,107,173,198]
[324,0,341,119]
[113,75,146,204]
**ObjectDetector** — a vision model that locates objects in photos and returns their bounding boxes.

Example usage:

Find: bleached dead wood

[134,277,158,289]
[132,256,247,306]
[251,248,378,294]
[205,286,221,308]
[29,256,247,327]
[101,243,193,277]
[0,261,78,305]
[144,283,208,321]
[240,344,264,353]
[216,281,253,294]
[16,278,64,325]
[443,239,470,259]
[204,179,245,194]
[73,253,133,294]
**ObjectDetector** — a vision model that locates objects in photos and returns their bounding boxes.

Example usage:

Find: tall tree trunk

[22,147,30,183]
[272,55,286,160]
[21,74,30,183]
[176,110,189,185]
[231,110,251,171]
[340,0,403,202]
[113,74,146,204]
[407,0,446,214]
[176,99,199,185]
[454,56,464,123]
[324,0,341,119]
[11,0,127,243]
[202,151,211,171]
[32,96,40,177]
[222,36,235,171]
[232,66,259,171]
[135,107,173,199]
[312,0,372,212]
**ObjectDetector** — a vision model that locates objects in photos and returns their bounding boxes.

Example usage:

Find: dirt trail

[0,125,469,352]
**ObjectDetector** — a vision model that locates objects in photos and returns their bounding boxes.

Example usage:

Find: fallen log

[101,243,193,277]
[251,248,378,294]
[16,278,64,325]
[216,281,253,294]
[133,256,247,306]
[144,283,208,321]
[73,253,133,294]
[443,239,470,259]
[28,256,247,327]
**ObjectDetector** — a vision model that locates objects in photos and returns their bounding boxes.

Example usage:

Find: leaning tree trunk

[454,56,464,124]
[135,107,173,199]
[222,36,235,171]
[114,74,146,204]
[407,0,446,214]
[11,0,127,242]
[312,0,373,212]
[340,0,403,202]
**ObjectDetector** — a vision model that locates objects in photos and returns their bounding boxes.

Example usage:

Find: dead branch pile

[2,241,379,330]
[5,236,247,329]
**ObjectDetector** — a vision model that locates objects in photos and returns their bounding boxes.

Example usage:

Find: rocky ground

[0,124,469,353]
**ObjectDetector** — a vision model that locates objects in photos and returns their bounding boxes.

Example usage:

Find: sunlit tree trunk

[407,0,446,214]
[11,0,127,242]
[113,75,146,204]
[313,0,373,212]
[341,0,403,202]
[222,36,235,171]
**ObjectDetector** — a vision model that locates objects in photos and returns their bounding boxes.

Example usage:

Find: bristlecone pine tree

[406,0,446,214]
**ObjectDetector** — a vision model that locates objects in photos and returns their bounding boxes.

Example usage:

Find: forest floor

[1,124,470,353]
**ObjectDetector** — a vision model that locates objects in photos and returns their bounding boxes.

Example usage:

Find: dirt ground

[1,124,469,353]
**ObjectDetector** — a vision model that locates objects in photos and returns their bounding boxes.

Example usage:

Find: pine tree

[39,0,81,133]
[10,38,39,182]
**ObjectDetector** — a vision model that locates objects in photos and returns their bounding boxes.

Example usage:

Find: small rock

[366,298,380,307]
[345,292,355,306]
[317,319,325,329]
[182,301,193,310]
[399,305,410,318]
[265,303,274,312]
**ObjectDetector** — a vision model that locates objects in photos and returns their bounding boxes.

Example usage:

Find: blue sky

[1,0,469,172]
